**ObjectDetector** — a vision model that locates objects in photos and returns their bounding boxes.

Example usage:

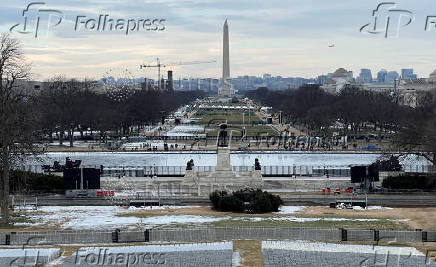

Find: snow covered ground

[121,141,185,149]
[165,125,205,137]
[16,206,224,230]
[275,206,306,214]
[61,242,234,267]
[263,241,435,266]
[0,248,60,258]
[48,141,97,148]
[353,206,394,211]
[14,205,404,230]
[233,217,381,223]
[127,205,201,211]
[0,248,61,266]
[73,242,232,254]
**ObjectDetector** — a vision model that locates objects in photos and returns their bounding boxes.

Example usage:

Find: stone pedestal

[216,147,232,171]
[183,135,264,192]
[183,169,199,185]
[211,146,238,184]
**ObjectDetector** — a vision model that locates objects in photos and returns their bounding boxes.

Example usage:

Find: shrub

[232,188,252,202]
[210,190,227,210]
[382,175,436,190]
[209,188,283,213]
[269,193,283,212]
[219,195,245,212]
[10,170,64,193]
[247,189,283,213]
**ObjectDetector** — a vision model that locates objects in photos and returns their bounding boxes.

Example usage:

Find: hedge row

[382,175,436,190]
[10,170,64,193]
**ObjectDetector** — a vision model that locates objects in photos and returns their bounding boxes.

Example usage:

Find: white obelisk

[220,19,233,96]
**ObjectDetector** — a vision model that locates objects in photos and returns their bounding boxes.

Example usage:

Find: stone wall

[100,177,352,196]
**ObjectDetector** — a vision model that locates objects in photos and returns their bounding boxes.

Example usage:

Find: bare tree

[397,110,436,165]
[42,77,95,147]
[0,33,35,223]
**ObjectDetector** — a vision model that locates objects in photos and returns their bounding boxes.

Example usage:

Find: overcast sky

[1,0,436,80]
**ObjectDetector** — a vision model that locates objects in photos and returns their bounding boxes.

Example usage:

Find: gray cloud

[2,0,436,79]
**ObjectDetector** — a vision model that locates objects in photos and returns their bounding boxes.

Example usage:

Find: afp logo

[360,2,414,38]
[9,2,64,38]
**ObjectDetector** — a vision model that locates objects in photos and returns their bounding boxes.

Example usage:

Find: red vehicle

[322,188,332,195]
[97,190,115,197]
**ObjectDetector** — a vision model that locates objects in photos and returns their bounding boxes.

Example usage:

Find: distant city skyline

[2,0,436,80]
[107,66,417,92]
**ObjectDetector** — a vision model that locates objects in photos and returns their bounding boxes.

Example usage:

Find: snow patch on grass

[127,205,200,211]
[233,217,380,222]
[276,206,306,214]
[353,206,393,211]
[16,206,225,230]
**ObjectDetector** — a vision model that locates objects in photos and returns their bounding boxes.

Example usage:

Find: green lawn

[195,110,263,125]
[191,105,279,137]
[206,125,279,137]
[116,212,409,230]
[208,218,409,230]
[0,213,32,229]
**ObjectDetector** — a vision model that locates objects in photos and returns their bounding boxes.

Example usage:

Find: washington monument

[219,19,234,96]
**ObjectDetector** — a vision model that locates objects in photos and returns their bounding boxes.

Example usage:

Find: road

[25,193,436,207]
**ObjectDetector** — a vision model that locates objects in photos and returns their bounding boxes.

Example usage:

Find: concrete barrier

[379,230,422,243]
[340,229,374,242]
[118,230,150,243]
[149,227,341,243]
[426,230,436,242]
[1,228,433,245]
[7,231,113,245]
[0,233,6,245]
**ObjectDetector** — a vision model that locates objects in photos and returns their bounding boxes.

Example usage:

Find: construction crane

[140,58,216,90]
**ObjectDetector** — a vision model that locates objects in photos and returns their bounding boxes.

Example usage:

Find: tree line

[246,85,436,164]
[0,33,202,223]
[37,77,204,147]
